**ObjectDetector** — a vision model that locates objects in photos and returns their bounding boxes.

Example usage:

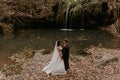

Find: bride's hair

[57,41,61,46]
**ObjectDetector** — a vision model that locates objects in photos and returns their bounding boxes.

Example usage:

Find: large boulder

[93,53,118,68]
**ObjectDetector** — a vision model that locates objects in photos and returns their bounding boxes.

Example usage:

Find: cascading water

[65,2,73,31]
[61,0,77,31]
[65,3,70,29]
[60,0,76,39]
[60,0,85,31]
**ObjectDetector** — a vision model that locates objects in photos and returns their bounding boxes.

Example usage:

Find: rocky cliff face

[0,0,60,34]
[0,0,117,34]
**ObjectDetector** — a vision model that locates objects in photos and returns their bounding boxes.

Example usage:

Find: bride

[42,41,66,75]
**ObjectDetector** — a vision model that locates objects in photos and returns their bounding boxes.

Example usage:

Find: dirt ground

[1,47,120,80]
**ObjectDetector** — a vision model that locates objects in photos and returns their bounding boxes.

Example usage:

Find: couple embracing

[42,39,70,75]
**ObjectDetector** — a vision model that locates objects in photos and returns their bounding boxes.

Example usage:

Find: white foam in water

[79,29,85,31]
[60,29,74,31]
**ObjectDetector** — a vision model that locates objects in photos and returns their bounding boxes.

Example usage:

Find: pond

[0,29,120,69]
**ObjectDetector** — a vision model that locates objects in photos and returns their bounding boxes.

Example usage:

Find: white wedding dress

[42,42,66,75]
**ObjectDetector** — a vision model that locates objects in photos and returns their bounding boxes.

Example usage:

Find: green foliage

[88,2,101,13]
[73,2,82,16]
[65,0,101,18]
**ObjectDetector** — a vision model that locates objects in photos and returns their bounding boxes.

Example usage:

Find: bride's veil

[53,41,58,55]
[48,41,59,64]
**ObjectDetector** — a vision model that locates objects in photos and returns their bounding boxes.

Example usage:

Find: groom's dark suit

[62,45,69,71]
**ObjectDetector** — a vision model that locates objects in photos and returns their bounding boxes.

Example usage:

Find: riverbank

[0,47,120,80]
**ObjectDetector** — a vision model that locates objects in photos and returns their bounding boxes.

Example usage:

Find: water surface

[0,29,120,69]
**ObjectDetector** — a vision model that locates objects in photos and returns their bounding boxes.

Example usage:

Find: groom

[62,39,70,71]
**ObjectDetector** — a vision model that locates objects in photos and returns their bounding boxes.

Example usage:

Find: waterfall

[64,2,75,31]
[65,0,85,31]
[61,0,77,31]
[60,2,74,38]
[65,2,71,30]
[60,2,72,31]
[65,3,69,28]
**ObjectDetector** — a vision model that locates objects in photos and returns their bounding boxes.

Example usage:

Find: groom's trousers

[63,58,69,71]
